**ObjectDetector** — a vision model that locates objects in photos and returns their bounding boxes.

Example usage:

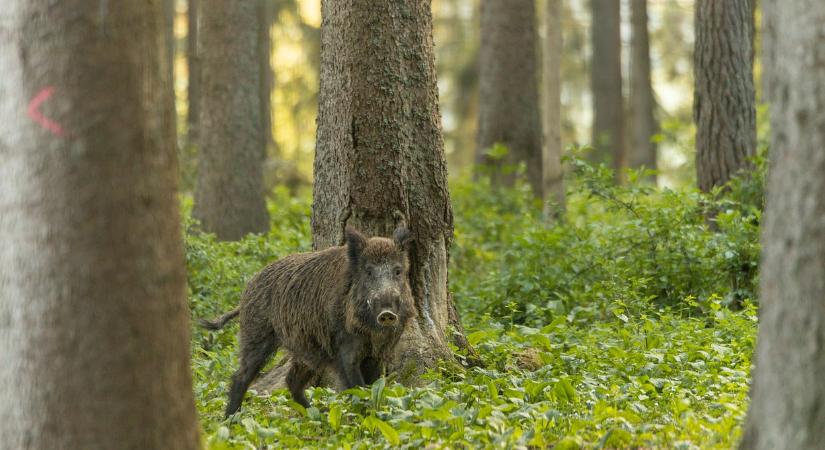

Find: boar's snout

[377,310,398,326]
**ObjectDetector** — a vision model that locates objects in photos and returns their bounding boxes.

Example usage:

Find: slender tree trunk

[590,0,625,180]
[165,0,177,130]
[739,1,825,449]
[543,0,566,218]
[694,0,756,193]
[194,0,270,240]
[0,2,200,449]
[259,0,274,153]
[187,0,201,145]
[629,0,657,183]
[253,0,476,393]
[476,0,544,198]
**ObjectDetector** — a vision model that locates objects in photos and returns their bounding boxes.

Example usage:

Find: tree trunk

[694,0,756,193]
[739,2,825,449]
[476,0,544,198]
[543,0,566,218]
[187,0,201,146]
[0,2,200,449]
[259,0,274,153]
[165,0,177,136]
[629,0,657,183]
[194,0,270,240]
[253,0,476,393]
[590,0,625,180]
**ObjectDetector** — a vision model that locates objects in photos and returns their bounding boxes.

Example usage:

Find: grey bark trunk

[694,0,756,193]
[543,0,566,218]
[590,0,625,180]
[0,2,200,449]
[187,0,201,146]
[739,1,825,449]
[254,0,476,393]
[476,0,544,198]
[194,0,270,240]
[629,0,657,183]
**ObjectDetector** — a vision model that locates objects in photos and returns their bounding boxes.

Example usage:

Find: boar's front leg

[360,357,381,385]
[336,336,368,389]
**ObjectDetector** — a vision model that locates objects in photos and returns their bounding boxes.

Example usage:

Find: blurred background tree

[476,0,543,197]
[169,0,713,193]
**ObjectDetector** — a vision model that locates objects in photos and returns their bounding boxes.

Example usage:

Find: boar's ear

[392,226,413,250]
[345,226,367,265]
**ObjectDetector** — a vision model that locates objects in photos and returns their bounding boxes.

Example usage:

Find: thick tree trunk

[629,0,657,183]
[313,0,474,372]
[476,0,544,198]
[254,0,476,393]
[187,0,201,146]
[543,0,566,218]
[694,0,756,193]
[259,0,274,153]
[0,2,200,449]
[194,0,270,240]
[739,2,825,449]
[590,0,625,180]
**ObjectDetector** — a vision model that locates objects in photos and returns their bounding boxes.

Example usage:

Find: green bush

[186,161,760,449]
[452,154,760,327]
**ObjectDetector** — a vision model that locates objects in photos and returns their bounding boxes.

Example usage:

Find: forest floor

[187,161,760,449]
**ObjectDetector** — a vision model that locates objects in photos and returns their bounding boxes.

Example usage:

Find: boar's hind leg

[285,360,316,408]
[225,330,279,417]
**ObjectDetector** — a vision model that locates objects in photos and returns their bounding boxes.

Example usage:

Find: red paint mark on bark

[28,87,66,137]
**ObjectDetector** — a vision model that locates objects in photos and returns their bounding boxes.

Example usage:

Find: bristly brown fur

[200,227,416,417]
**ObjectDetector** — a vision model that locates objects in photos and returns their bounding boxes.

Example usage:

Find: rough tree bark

[543,0,566,218]
[739,1,825,448]
[254,0,476,393]
[590,0,625,179]
[0,2,200,449]
[694,0,756,193]
[194,0,270,240]
[476,0,544,198]
[629,0,658,183]
[187,0,201,145]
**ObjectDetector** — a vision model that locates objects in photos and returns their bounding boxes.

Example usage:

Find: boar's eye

[365,266,374,277]
[394,266,402,276]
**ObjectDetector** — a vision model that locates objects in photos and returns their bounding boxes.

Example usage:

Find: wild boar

[199,226,416,416]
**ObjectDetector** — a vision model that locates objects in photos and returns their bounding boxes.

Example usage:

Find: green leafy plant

[186,159,760,448]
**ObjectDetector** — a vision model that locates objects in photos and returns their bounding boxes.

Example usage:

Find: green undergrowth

[186,160,761,449]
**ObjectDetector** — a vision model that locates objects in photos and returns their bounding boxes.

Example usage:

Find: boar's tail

[198,307,240,331]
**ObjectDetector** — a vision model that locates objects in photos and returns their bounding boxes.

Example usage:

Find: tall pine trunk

[194,0,270,240]
[739,1,825,448]
[590,0,625,180]
[259,0,274,153]
[187,0,201,146]
[254,0,476,392]
[543,0,566,217]
[694,0,756,193]
[312,0,475,372]
[165,0,177,143]
[629,0,657,182]
[476,0,544,198]
[0,2,200,448]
